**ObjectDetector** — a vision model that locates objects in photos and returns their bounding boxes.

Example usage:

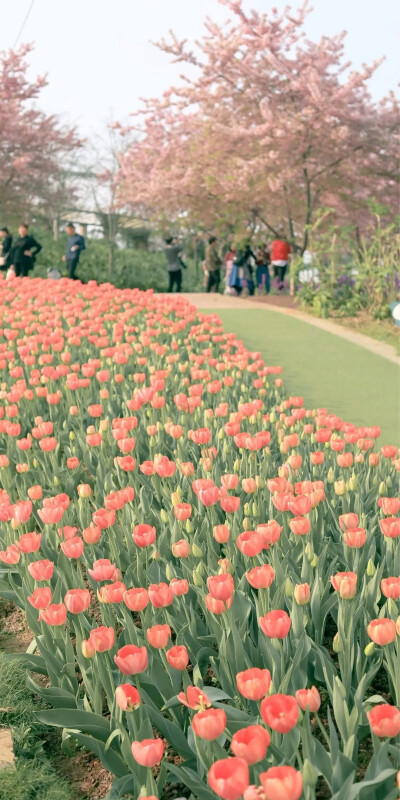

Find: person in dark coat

[0,227,13,270]
[10,224,42,277]
[62,222,86,280]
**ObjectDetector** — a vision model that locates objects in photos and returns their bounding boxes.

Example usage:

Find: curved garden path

[182,293,400,365]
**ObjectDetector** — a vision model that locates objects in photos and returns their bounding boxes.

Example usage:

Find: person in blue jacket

[63,222,86,280]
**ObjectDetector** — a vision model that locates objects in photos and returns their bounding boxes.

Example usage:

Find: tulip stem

[315,713,331,748]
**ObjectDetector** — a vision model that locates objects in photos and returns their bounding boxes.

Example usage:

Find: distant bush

[29,229,202,292]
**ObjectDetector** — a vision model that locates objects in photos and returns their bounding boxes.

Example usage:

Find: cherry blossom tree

[0,45,81,220]
[117,0,399,250]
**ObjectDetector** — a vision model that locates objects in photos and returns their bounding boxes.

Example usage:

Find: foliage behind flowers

[0,275,399,800]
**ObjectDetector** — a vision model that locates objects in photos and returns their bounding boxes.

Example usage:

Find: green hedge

[27,229,202,292]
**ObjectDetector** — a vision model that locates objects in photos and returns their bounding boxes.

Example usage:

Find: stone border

[0,728,15,771]
[180,293,400,366]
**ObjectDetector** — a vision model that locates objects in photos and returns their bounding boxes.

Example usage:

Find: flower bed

[0,276,399,800]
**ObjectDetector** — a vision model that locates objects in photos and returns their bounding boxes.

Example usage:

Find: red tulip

[213,524,230,543]
[178,686,211,709]
[114,644,148,674]
[172,539,191,557]
[61,536,84,559]
[28,587,52,609]
[259,610,291,639]
[133,524,156,547]
[289,516,310,536]
[256,521,282,546]
[89,626,115,652]
[88,558,116,581]
[64,588,91,614]
[380,518,400,538]
[148,582,174,607]
[174,503,192,520]
[260,766,303,800]
[367,704,400,737]
[39,603,67,626]
[378,497,400,516]
[296,686,321,712]
[131,738,164,767]
[99,581,126,604]
[231,725,270,764]
[146,624,171,648]
[381,578,400,599]
[331,571,357,599]
[207,573,234,601]
[123,587,149,611]
[208,757,250,800]
[367,618,396,646]
[17,531,41,553]
[28,559,54,581]
[288,495,311,516]
[237,531,263,556]
[193,708,226,740]
[205,593,233,614]
[261,694,299,733]
[220,495,241,513]
[245,564,275,589]
[115,684,141,711]
[0,544,21,564]
[166,645,189,670]
[236,668,271,700]
[339,512,359,531]
[293,583,310,605]
[343,527,366,548]
[169,578,189,596]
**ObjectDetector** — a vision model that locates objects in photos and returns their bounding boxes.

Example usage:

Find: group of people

[205,237,291,296]
[164,234,291,294]
[0,222,85,280]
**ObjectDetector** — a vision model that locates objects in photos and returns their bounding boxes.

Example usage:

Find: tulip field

[0,276,399,800]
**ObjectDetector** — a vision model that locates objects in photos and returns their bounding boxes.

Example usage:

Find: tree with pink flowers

[0,45,81,220]
[117,0,399,250]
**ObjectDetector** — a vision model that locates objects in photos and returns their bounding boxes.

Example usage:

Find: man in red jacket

[271,237,291,291]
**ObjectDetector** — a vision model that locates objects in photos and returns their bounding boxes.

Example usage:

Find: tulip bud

[69,431,75,441]
[303,759,318,787]
[348,473,358,491]
[334,480,347,496]
[165,564,174,581]
[192,543,203,558]
[270,411,277,423]
[364,642,376,656]
[310,555,319,568]
[54,476,59,486]
[193,568,203,587]
[327,467,334,483]
[305,543,314,561]
[160,509,168,523]
[243,517,252,531]
[386,476,392,489]
[252,502,259,517]
[255,476,265,489]
[171,492,180,506]
[218,428,225,440]
[233,459,240,472]
[186,519,193,534]
[366,559,375,577]
[285,578,294,597]
[332,632,343,653]
[33,458,38,468]
[378,481,387,495]
[81,639,95,659]
[244,503,251,516]
[294,583,310,605]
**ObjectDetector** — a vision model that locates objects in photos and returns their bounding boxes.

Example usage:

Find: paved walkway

[182,293,400,365]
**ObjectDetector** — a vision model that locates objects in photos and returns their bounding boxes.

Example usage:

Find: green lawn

[206,308,399,446]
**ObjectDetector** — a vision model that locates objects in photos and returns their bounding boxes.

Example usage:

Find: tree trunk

[53,218,58,242]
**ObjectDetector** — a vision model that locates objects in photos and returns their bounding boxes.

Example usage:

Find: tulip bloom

[231,725,270,765]
[367,704,400,738]
[131,738,164,767]
[220,495,241,513]
[208,757,250,800]
[260,766,303,800]
[0,544,21,564]
[378,497,400,516]
[294,583,311,605]
[174,503,192,521]
[367,618,396,646]
[339,512,359,531]
[123,587,149,611]
[166,645,189,670]
[381,577,400,600]
[114,644,148,675]
[64,588,91,614]
[296,686,321,712]
[237,531,263,556]
[146,624,171,649]
[245,564,275,589]
[17,531,41,553]
[192,708,226,740]
[236,668,271,700]
[331,571,357,599]
[261,694,299,733]
[289,516,310,536]
[148,582,173,608]
[379,518,400,539]
[28,587,52,609]
[259,610,291,639]
[169,578,189,596]
[132,524,156,547]
[343,527,366,548]
[178,686,211,710]
[39,603,67,626]
[115,684,141,711]
[88,558,116,581]
[205,593,233,614]
[207,573,234,601]
[89,626,115,652]
[28,559,54,581]
[61,536,84,559]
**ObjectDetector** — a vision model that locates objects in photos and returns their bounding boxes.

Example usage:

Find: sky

[0,0,399,139]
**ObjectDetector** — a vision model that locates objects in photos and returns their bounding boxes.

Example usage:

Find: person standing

[255,243,271,293]
[62,222,86,280]
[0,227,13,270]
[205,237,222,293]
[164,237,184,292]
[9,224,42,277]
[270,235,291,291]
